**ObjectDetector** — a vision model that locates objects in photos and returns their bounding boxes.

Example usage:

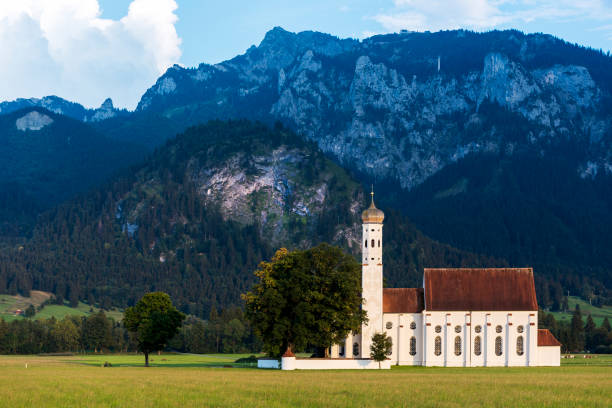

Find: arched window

[454,336,462,356]
[496,325,503,333]
[371,239,375,248]
[339,345,345,357]
[495,336,503,356]
[387,338,393,356]
[434,336,442,356]
[409,336,417,356]
[364,240,367,248]
[410,321,416,330]
[435,325,442,333]
[353,342,359,357]
[455,325,461,333]
[474,336,482,356]
[378,240,380,247]
[516,336,524,356]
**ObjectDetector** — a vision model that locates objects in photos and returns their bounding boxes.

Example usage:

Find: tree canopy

[124,292,185,366]
[243,244,367,357]
[370,332,393,369]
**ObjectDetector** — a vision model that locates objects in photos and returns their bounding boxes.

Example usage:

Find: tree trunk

[378,361,381,369]
[324,347,330,359]
[145,351,149,367]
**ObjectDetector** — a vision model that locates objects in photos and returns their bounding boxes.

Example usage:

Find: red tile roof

[538,329,562,347]
[423,268,538,311]
[383,288,424,313]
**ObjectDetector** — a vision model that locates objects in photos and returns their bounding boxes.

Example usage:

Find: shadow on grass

[67,360,259,369]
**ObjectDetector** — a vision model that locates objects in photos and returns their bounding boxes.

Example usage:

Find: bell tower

[360,188,384,358]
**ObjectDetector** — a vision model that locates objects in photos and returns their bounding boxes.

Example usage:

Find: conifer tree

[584,314,596,352]
[570,305,584,352]
[602,317,611,333]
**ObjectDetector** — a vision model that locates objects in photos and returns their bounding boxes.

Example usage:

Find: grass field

[0,291,123,322]
[0,354,610,407]
[549,296,612,326]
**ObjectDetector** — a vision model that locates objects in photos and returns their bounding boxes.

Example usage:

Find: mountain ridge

[134,28,612,189]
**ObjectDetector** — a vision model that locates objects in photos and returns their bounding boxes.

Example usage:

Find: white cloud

[0,0,181,109]
[374,0,612,35]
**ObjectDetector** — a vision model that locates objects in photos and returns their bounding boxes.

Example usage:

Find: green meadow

[0,291,123,322]
[549,296,612,326]
[0,354,610,407]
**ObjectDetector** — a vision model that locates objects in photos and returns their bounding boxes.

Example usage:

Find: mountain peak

[100,98,114,110]
[260,26,293,45]
[256,27,357,62]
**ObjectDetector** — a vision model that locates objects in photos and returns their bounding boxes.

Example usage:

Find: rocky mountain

[0,107,143,238]
[0,121,498,316]
[136,28,612,189]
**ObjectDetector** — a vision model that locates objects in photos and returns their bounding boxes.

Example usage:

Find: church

[331,192,561,367]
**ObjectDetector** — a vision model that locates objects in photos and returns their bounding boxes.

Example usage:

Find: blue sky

[1,1,611,108]
[98,0,612,67]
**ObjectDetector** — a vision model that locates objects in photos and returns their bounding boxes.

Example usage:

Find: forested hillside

[0,108,143,239]
[400,151,612,308]
[0,121,499,317]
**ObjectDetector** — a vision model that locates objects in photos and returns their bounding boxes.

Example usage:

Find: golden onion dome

[361,190,384,223]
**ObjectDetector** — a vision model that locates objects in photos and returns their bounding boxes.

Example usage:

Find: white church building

[330,193,561,367]
[268,193,561,370]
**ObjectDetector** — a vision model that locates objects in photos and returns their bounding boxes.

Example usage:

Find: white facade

[538,346,561,366]
[382,313,424,365]
[418,311,538,367]
[376,311,548,367]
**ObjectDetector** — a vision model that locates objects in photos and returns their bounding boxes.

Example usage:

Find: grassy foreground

[0,354,610,408]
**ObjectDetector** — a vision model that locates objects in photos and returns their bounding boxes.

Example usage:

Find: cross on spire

[369,185,376,208]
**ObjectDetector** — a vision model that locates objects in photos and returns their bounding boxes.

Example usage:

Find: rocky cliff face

[137,28,612,189]
[187,145,360,248]
[116,121,364,253]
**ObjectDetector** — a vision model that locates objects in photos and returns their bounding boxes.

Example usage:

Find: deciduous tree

[124,292,185,366]
[370,332,392,369]
[243,244,367,357]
